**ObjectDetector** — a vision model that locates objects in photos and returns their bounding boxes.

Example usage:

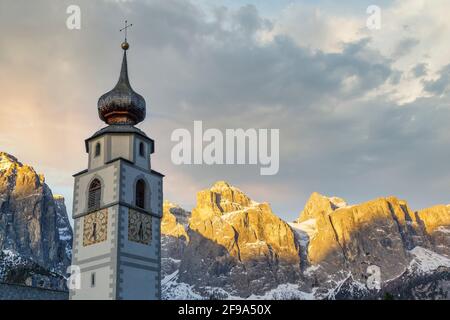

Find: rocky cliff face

[53,195,73,266]
[163,181,301,298]
[0,152,72,288]
[292,195,425,285]
[417,205,450,256]
[292,193,450,299]
[162,184,450,300]
[161,201,190,276]
[179,181,301,298]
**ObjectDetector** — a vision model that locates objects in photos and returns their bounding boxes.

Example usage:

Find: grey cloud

[424,64,450,95]
[232,4,273,36]
[392,37,420,58]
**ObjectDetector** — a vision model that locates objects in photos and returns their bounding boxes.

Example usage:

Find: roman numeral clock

[70,25,164,300]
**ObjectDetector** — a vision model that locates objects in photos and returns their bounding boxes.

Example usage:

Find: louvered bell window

[88,179,101,210]
[136,179,146,209]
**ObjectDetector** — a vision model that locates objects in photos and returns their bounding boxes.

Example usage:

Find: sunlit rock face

[417,205,450,257]
[162,201,190,241]
[292,193,450,298]
[296,194,428,277]
[162,186,450,300]
[177,181,301,298]
[161,201,190,276]
[0,152,72,285]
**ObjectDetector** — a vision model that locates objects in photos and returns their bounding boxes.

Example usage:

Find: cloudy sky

[2,0,450,221]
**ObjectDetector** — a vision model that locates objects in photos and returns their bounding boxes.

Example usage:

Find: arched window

[88,179,101,210]
[135,179,146,209]
[95,143,101,157]
[139,142,145,157]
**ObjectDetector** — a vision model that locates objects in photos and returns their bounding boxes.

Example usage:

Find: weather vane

[120,20,133,50]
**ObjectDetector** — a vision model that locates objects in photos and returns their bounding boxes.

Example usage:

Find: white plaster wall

[111,135,132,161]
[88,136,106,170]
[71,265,113,300]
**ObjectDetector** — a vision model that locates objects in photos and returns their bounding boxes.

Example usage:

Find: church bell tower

[69,33,163,300]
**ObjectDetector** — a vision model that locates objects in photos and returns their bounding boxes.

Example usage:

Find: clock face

[83,209,108,246]
[128,209,152,245]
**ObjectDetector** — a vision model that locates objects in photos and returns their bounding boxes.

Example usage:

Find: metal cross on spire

[120,20,133,42]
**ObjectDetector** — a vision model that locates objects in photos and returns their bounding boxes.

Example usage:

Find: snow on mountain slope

[408,246,450,274]
[289,219,317,247]
[162,271,314,300]
[0,249,24,280]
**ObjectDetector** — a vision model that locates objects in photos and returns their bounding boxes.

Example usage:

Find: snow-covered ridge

[289,219,318,247]
[329,196,348,209]
[408,246,450,274]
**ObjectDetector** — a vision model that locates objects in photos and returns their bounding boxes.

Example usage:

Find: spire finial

[120,20,133,50]
[97,20,146,126]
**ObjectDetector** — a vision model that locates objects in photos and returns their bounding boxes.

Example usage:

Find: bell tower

[69,34,163,300]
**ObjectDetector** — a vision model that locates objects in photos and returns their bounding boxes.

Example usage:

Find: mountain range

[0,151,449,299]
[162,181,450,299]
[0,152,72,290]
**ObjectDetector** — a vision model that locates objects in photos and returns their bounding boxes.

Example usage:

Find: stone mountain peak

[0,152,22,171]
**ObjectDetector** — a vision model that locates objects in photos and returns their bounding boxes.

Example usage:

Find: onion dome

[97,41,146,125]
